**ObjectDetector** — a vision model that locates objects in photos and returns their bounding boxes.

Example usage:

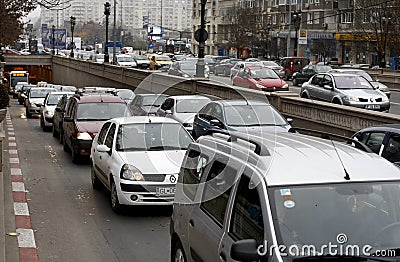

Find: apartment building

[192,0,400,65]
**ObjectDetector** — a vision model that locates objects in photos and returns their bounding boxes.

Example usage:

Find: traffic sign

[194,29,208,42]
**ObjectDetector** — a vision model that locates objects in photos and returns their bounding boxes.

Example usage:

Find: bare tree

[354,0,400,67]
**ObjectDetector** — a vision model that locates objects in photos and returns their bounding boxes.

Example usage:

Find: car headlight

[120,164,144,181]
[256,83,265,89]
[343,95,357,102]
[31,103,37,107]
[44,110,54,117]
[282,84,289,89]
[77,132,92,140]
[382,95,389,102]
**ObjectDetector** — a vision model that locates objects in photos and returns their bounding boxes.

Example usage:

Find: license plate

[156,187,176,196]
[365,104,380,109]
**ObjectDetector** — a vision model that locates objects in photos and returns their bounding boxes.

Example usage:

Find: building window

[307,12,314,24]
[341,12,353,23]
[279,0,285,5]
[314,11,320,24]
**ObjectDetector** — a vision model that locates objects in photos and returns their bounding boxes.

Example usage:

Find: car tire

[63,137,69,152]
[52,125,58,137]
[26,108,31,118]
[301,92,309,99]
[91,165,101,190]
[71,147,80,164]
[292,78,298,86]
[59,129,64,144]
[172,241,187,262]
[110,180,123,214]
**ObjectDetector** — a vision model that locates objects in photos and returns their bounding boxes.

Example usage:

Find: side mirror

[63,117,73,122]
[286,118,294,125]
[230,239,261,261]
[165,109,172,115]
[96,144,111,153]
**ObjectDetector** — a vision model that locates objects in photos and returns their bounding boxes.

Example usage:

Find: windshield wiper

[293,254,395,262]
[148,146,182,150]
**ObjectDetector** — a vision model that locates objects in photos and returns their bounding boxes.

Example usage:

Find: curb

[5,113,40,262]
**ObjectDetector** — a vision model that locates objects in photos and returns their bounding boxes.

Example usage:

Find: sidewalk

[1,119,6,262]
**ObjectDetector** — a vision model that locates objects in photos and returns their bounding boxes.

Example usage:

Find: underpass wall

[52,56,400,137]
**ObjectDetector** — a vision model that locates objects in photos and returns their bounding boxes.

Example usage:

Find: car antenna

[148,117,151,123]
[328,137,350,180]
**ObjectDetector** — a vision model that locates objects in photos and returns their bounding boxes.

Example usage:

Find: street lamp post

[195,0,207,77]
[292,11,301,57]
[104,2,111,63]
[70,16,76,58]
[112,0,117,65]
[51,25,55,55]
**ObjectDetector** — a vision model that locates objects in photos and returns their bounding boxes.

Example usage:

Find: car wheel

[173,241,187,262]
[26,108,31,118]
[332,98,342,105]
[292,78,298,86]
[71,147,80,164]
[63,137,69,152]
[91,164,101,190]
[59,129,64,144]
[301,92,309,99]
[52,125,58,137]
[110,180,123,214]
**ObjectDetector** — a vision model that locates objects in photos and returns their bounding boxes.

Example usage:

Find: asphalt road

[209,74,400,115]
[6,99,171,262]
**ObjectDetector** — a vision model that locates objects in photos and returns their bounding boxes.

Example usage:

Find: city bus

[9,70,29,93]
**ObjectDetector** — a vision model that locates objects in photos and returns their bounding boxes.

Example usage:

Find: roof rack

[288,127,373,153]
[205,129,270,156]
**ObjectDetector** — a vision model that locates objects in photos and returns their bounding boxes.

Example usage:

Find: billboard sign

[42,28,67,50]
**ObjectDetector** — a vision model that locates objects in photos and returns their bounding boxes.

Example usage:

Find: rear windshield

[142,95,168,106]
[76,102,132,121]
[176,99,210,113]
[30,89,52,98]
[46,94,65,106]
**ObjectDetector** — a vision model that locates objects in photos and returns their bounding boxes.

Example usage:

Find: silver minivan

[171,130,400,261]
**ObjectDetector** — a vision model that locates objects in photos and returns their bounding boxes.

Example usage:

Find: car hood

[141,105,161,114]
[230,125,291,133]
[76,121,105,137]
[29,98,45,105]
[118,150,186,174]
[171,113,195,124]
[340,88,385,98]
[256,78,286,87]
[118,62,137,66]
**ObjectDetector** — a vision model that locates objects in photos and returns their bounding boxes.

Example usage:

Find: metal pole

[104,2,110,63]
[52,25,55,55]
[160,0,163,39]
[195,0,206,77]
[287,3,291,57]
[112,0,117,64]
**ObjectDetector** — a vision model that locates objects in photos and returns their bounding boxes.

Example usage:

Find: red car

[232,66,289,91]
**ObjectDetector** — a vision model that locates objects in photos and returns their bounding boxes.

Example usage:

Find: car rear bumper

[71,139,93,156]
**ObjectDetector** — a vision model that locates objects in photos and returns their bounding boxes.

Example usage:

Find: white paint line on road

[12,182,25,192]
[9,158,20,164]
[9,136,16,141]
[390,101,400,106]
[16,229,37,248]
[9,132,15,136]
[14,203,29,216]
[8,142,17,147]
[9,150,18,155]
[10,168,22,176]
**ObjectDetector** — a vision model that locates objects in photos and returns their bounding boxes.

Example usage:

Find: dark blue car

[352,124,400,167]
[192,100,292,139]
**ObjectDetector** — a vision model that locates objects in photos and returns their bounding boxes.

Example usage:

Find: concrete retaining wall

[52,56,400,137]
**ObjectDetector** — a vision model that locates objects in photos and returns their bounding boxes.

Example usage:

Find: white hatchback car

[40,91,75,131]
[90,116,194,213]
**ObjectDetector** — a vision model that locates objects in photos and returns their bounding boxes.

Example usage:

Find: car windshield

[46,94,64,105]
[224,105,287,126]
[250,68,279,79]
[142,95,168,106]
[76,102,132,121]
[157,57,171,61]
[269,181,400,261]
[30,89,52,98]
[180,62,196,70]
[261,61,280,67]
[116,123,193,151]
[334,75,373,89]
[315,65,332,72]
[176,99,210,113]
[117,56,134,62]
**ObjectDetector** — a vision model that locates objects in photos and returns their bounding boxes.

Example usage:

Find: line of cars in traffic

[10,80,400,261]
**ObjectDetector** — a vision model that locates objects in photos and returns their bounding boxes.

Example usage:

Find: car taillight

[290,61,294,71]
[228,63,233,67]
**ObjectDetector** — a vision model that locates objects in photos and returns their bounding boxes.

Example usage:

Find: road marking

[390,101,400,106]
[6,112,40,261]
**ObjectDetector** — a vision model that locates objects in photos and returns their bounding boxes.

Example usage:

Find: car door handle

[220,252,227,261]
[99,155,102,160]
[189,219,194,227]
